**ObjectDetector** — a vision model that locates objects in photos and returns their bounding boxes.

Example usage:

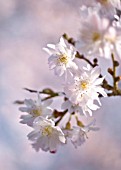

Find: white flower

[64,119,99,148]
[64,65,107,116]
[76,11,110,57]
[19,94,53,127]
[43,37,78,77]
[79,0,121,19]
[77,8,121,59]
[97,0,121,19]
[27,116,66,153]
[103,21,121,59]
[79,0,96,7]
[61,99,84,115]
[97,0,121,11]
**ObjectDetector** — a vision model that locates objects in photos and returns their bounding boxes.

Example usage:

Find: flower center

[92,32,101,42]
[58,54,68,64]
[80,81,89,90]
[33,108,42,116]
[42,125,53,136]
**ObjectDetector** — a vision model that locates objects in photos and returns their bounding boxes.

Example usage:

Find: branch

[111,53,119,90]
[55,110,68,126]
[23,87,61,101]
[75,51,98,67]
[63,33,75,46]
[107,53,121,96]
[14,88,63,104]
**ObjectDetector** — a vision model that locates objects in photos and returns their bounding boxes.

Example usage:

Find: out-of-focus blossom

[27,116,66,153]
[64,65,107,116]
[78,6,121,59]
[80,0,121,19]
[97,0,121,10]
[76,11,110,57]
[43,37,78,77]
[97,0,121,19]
[19,94,53,126]
[103,26,121,59]
[79,0,96,7]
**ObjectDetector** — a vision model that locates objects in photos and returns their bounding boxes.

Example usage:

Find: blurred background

[0,0,121,170]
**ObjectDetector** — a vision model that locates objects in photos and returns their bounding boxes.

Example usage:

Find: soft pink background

[0,0,121,170]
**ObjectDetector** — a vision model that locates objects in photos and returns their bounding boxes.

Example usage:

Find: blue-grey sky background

[0,0,121,170]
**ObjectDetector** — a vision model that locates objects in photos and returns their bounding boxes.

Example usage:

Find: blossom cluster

[18,1,121,153]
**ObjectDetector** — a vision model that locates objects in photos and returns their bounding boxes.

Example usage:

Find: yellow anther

[92,32,101,42]
[33,108,42,116]
[80,81,89,90]
[58,54,68,64]
[42,126,53,136]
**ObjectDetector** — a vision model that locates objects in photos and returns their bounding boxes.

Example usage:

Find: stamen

[58,54,68,64]
[92,32,101,42]
[42,126,53,136]
[33,108,42,116]
[80,81,89,90]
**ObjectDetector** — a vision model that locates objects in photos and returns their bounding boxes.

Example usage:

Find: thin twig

[111,53,118,91]
[24,87,60,97]
[75,52,95,67]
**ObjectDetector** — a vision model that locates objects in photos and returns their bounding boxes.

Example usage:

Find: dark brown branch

[107,89,121,96]
[55,110,68,126]
[63,33,75,46]
[111,53,118,91]
[75,51,98,67]
[23,87,60,99]
[14,100,24,104]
